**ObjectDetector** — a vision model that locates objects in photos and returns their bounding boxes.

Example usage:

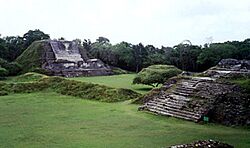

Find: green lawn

[0,92,249,148]
[69,74,156,94]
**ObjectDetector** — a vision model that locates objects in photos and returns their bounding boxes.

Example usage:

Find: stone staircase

[143,77,214,122]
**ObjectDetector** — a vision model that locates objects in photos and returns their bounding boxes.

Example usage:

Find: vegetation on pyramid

[15,41,47,73]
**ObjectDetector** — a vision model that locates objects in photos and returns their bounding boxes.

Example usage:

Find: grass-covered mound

[0,74,141,102]
[15,41,50,73]
[133,65,182,87]
[109,66,131,75]
[3,72,47,83]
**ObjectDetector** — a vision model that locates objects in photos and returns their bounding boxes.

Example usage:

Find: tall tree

[96,36,110,43]
[4,36,24,61]
[23,29,50,49]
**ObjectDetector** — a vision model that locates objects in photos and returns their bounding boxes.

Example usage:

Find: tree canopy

[0,29,50,61]
[0,30,249,74]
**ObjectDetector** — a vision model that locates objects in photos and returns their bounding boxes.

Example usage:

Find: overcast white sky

[0,0,250,47]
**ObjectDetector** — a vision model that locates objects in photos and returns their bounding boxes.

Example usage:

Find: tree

[23,29,50,49]
[90,41,115,65]
[4,36,25,61]
[133,65,182,87]
[132,43,148,72]
[112,42,135,70]
[169,43,202,71]
[0,58,22,76]
[73,38,82,45]
[0,37,8,60]
[82,39,92,51]
[96,36,110,43]
[197,43,236,70]
[141,45,171,68]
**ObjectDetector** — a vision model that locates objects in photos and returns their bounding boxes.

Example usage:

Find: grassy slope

[3,72,48,83]
[69,74,156,94]
[0,92,249,148]
[15,41,46,73]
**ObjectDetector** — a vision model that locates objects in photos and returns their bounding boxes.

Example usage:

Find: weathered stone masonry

[41,40,112,77]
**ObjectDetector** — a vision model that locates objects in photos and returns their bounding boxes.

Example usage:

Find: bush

[0,91,8,96]
[0,58,22,76]
[133,65,182,87]
[6,62,22,76]
[0,67,8,77]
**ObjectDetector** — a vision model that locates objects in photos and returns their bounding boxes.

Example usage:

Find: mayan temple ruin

[139,59,250,125]
[41,40,112,77]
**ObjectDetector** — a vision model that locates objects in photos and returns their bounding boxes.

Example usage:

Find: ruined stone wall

[50,41,83,63]
[41,40,112,77]
[205,59,250,78]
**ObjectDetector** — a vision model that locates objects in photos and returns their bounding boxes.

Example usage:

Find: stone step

[181,80,201,85]
[176,86,195,91]
[192,77,216,81]
[164,101,186,108]
[177,84,196,88]
[159,97,189,105]
[148,109,198,121]
[169,94,190,101]
[181,80,200,83]
[158,96,169,100]
[146,105,200,121]
[180,83,197,86]
[166,98,188,104]
[172,91,191,97]
[146,102,200,117]
[148,100,185,109]
[174,89,194,94]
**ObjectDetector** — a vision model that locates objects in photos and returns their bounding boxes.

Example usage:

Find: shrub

[5,62,22,76]
[0,67,8,77]
[0,58,22,76]
[0,91,8,96]
[133,65,182,87]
